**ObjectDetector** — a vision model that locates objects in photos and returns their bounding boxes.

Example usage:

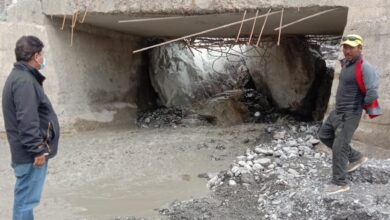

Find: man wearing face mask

[2,35,60,220]
[319,34,382,195]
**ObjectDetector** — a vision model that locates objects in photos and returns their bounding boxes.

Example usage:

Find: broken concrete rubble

[136,107,215,128]
[161,120,390,220]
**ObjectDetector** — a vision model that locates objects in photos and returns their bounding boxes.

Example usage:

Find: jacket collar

[13,61,46,85]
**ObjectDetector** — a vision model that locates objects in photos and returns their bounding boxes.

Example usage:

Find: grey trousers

[319,110,363,185]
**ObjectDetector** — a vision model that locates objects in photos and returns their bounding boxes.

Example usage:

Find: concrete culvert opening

[45,6,348,129]
[111,7,348,128]
[137,34,340,128]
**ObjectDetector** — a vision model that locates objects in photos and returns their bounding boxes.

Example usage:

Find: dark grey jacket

[2,62,60,165]
[336,55,379,114]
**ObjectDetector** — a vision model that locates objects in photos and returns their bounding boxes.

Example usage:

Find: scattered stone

[252,163,264,171]
[243,138,250,144]
[228,180,237,186]
[231,166,240,174]
[137,107,214,128]
[288,168,300,177]
[265,127,275,133]
[246,154,255,161]
[215,144,226,150]
[238,161,246,167]
[255,148,274,156]
[274,150,283,157]
[255,158,272,166]
[197,173,209,179]
[268,164,275,169]
[309,136,320,145]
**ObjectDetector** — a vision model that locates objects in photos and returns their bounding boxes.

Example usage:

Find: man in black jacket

[2,36,60,220]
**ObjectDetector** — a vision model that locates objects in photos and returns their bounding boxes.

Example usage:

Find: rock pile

[240,89,276,123]
[136,107,184,128]
[203,121,390,220]
[136,107,214,128]
[207,122,323,189]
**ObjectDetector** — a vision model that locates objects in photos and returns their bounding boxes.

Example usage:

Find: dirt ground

[1,122,389,220]
[0,123,269,220]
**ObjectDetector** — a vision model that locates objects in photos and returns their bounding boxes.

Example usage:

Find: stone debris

[197,120,390,219]
[136,107,214,128]
[240,89,287,124]
[207,121,324,190]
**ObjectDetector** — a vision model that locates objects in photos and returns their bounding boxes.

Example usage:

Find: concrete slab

[49,7,347,37]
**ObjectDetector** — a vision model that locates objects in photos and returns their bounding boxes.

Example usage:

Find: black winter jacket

[2,62,60,164]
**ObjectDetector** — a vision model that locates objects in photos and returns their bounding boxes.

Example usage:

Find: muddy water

[65,175,210,219]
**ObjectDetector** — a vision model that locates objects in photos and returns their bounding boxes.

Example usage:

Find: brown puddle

[64,175,210,219]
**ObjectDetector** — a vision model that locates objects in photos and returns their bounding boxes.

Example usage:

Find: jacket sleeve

[13,81,47,156]
[362,63,379,105]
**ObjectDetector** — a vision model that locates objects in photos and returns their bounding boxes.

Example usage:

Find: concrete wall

[3,0,390,148]
[0,0,146,133]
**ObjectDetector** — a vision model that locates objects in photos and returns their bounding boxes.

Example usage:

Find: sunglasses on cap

[342,36,361,42]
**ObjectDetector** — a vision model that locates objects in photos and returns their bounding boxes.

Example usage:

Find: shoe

[323,184,350,195]
[347,156,368,173]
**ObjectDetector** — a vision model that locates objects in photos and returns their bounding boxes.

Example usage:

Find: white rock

[274,150,283,157]
[309,137,320,145]
[238,161,246,167]
[207,175,220,188]
[268,164,275,169]
[228,179,237,186]
[231,166,240,174]
[244,164,253,171]
[266,127,274,133]
[288,168,300,176]
[252,163,264,171]
[247,154,255,161]
[255,158,272,166]
[287,140,298,147]
[254,112,261,117]
[255,148,274,156]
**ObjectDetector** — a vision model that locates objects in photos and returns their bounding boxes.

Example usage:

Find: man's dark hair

[14,36,44,62]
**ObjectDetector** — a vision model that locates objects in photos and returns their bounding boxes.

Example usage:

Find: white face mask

[38,57,46,70]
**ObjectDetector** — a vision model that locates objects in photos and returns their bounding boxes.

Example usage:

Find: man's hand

[34,154,46,167]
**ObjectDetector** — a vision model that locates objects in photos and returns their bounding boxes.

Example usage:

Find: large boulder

[195,90,250,126]
[245,37,331,120]
[149,38,331,120]
[148,43,247,107]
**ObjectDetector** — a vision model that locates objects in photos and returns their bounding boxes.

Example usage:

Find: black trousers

[319,110,363,185]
